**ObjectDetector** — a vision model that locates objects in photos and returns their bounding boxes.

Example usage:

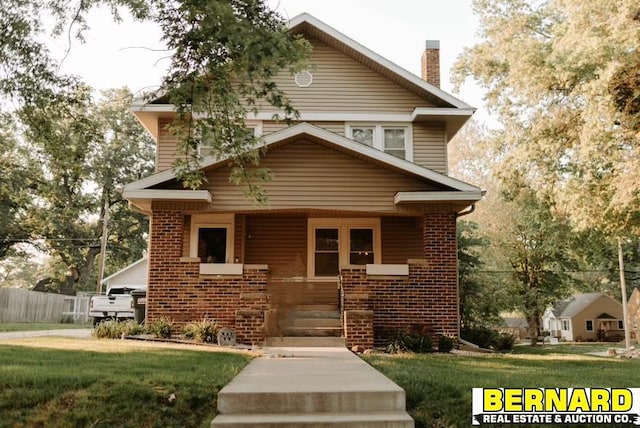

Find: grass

[364,352,640,428]
[0,340,251,428]
[0,323,90,332]
[510,343,625,355]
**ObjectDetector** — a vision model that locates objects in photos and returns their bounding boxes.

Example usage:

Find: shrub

[437,335,456,353]
[183,319,218,343]
[494,332,516,351]
[92,319,145,339]
[386,325,434,354]
[147,316,174,339]
[461,326,515,351]
[121,319,145,336]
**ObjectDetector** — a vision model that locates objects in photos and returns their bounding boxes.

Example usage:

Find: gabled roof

[124,122,482,195]
[101,257,148,285]
[131,13,475,141]
[551,293,609,318]
[287,13,473,110]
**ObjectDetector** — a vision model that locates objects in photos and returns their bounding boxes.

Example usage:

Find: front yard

[1,336,638,428]
[0,339,251,428]
[364,349,640,428]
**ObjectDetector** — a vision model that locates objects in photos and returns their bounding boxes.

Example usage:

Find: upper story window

[199,120,263,158]
[346,123,412,161]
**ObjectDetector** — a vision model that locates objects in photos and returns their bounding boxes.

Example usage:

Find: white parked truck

[89,285,145,326]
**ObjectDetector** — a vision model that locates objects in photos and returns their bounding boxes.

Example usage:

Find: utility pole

[96,198,110,294]
[618,237,631,350]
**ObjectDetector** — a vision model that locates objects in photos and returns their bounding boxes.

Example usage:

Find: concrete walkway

[0,329,92,340]
[211,347,414,427]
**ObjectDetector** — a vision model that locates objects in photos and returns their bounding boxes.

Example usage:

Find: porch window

[585,320,593,332]
[308,218,381,278]
[618,320,624,330]
[198,228,227,263]
[189,214,234,263]
[345,123,412,161]
[561,320,570,331]
[314,228,340,276]
[349,229,374,265]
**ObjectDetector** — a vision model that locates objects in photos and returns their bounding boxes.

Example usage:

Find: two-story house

[123,13,482,348]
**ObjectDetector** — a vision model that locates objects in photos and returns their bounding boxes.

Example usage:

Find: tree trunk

[527,315,540,346]
[76,247,101,291]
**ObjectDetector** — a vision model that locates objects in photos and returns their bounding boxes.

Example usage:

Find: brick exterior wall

[344,310,374,349]
[148,210,458,347]
[341,213,458,347]
[147,211,268,345]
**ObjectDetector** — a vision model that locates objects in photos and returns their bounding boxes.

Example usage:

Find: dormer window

[346,123,412,161]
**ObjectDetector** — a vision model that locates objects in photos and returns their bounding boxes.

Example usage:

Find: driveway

[0,329,92,340]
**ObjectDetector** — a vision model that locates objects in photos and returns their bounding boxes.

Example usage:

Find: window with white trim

[561,320,570,331]
[346,123,412,161]
[307,218,381,278]
[585,320,594,332]
[189,214,234,263]
[199,121,263,157]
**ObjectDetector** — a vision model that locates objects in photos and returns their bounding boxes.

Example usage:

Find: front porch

[145,210,459,348]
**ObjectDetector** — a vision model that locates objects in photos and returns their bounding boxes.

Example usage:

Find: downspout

[454,202,476,341]
[455,204,476,218]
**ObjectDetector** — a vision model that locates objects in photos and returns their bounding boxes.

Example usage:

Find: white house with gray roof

[542,293,624,342]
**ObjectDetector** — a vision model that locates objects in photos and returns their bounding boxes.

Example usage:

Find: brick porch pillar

[423,212,459,338]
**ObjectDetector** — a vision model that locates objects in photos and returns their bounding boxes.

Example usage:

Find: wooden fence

[0,288,66,323]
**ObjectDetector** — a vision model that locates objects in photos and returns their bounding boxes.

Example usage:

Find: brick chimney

[421,40,440,88]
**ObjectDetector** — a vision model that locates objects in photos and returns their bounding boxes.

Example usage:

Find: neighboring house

[543,293,625,342]
[627,287,640,342]
[101,258,148,291]
[123,13,482,348]
[500,315,529,340]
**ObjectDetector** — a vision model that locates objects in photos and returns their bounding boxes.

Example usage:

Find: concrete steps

[268,304,343,345]
[265,337,345,347]
[212,412,414,427]
[211,348,414,428]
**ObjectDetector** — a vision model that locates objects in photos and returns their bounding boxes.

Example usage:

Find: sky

[47,0,487,120]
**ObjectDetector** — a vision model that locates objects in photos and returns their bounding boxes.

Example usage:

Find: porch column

[147,210,199,323]
[423,212,459,337]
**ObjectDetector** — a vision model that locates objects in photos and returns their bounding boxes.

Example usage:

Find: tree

[1,0,311,198]
[16,84,154,292]
[458,220,504,328]
[155,0,310,196]
[0,115,39,258]
[453,0,640,235]
[498,183,577,344]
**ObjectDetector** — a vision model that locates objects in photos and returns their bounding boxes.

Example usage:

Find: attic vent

[294,70,313,87]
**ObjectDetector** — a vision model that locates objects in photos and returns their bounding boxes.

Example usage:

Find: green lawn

[510,343,626,355]
[0,322,90,332]
[364,353,640,428]
[0,345,251,428]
